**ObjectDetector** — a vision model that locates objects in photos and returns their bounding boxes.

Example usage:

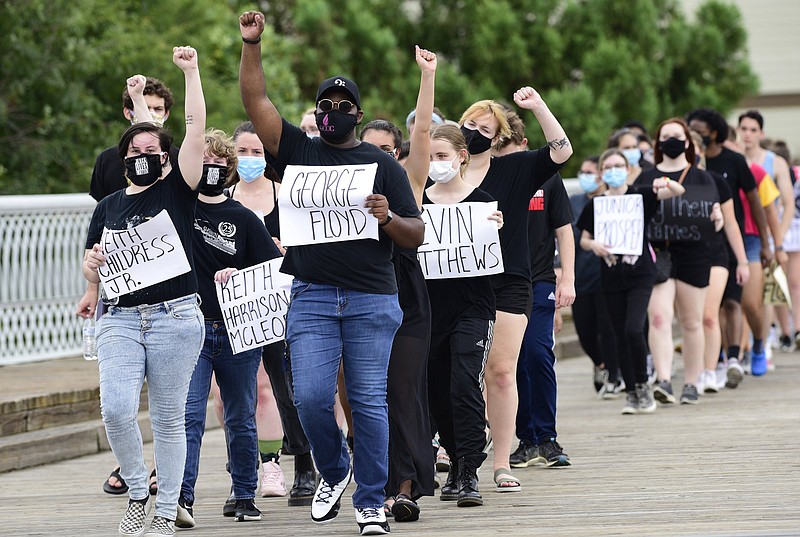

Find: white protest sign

[278,163,379,246]
[98,210,191,299]
[215,258,293,354]
[593,194,644,256]
[418,201,504,279]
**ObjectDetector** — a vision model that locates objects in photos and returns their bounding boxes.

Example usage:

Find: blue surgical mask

[602,167,628,188]
[237,156,266,183]
[622,148,641,167]
[578,172,599,194]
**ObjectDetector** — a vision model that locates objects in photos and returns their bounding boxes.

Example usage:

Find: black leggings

[603,285,653,391]
[571,291,619,381]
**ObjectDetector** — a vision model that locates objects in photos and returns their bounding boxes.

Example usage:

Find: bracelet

[776,245,784,251]
[242,36,261,45]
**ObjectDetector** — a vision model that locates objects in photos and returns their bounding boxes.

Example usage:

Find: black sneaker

[509,440,538,468]
[119,497,150,536]
[311,467,352,524]
[234,498,262,522]
[653,379,676,404]
[439,460,459,501]
[222,492,236,517]
[144,516,174,537]
[538,439,571,467]
[679,383,699,405]
[593,366,608,392]
[355,507,390,535]
[175,497,195,529]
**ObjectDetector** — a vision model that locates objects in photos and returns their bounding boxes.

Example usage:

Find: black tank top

[229,180,281,239]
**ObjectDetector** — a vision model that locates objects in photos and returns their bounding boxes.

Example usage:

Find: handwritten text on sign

[593,194,644,256]
[278,163,378,246]
[215,258,294,354]
[648,185,717,242]
[98,210,191,299]
[418,202,504,279]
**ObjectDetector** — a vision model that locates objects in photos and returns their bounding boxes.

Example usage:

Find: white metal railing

[0,194,95,365]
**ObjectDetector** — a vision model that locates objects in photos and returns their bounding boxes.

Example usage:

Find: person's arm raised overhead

[127,75,154,124]
[174,46,206,189]
[239,11,282,158]
[405,45,437,206]
[513,86,573,165]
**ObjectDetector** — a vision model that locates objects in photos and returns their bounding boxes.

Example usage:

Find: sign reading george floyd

[215,258,293,354]
[98,210,191,299]
[593,194,644,256]
[418,201,504,279]
[647,185,717,242]
[278,163,379,246]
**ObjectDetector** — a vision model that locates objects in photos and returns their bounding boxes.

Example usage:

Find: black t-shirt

[85,165,198,306]
[708,170,733,250]
[570,193,601,295]
[193,198,282,320]
[90,145,180,202]
[477,147,564,280]
[423,188,497,332]
[577,186,660,292]
[275,119,420,294]
[705,147,756,234]
[528,174,573,284]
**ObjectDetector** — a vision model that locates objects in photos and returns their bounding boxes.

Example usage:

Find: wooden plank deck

[1,351,798,536]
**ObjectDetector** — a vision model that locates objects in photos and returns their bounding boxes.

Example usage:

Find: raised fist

[172,46,198,71]
[513,86,545,111]
[126,75,147,98]
[415,45,437,74]
[240,11,265,41]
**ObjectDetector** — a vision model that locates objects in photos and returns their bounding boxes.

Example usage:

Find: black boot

[456,458,482,507]
[288,453,317,507]
[439,458,459,501]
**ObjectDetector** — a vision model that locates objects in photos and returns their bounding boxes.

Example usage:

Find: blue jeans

[287,281,402,509]
[181,321,261,504]
[516,282,558,445]
[96,294,204,520]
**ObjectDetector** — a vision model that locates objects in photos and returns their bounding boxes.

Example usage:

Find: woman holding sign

[423,124,503,507]
[177,129,283,527]
[578,148,684,415]
[82,47,206,536]
[635,118,722,405]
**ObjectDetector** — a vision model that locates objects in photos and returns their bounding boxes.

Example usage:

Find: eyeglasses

[379,146,396,155]
[318,99,355,113]
[602,163,627,171]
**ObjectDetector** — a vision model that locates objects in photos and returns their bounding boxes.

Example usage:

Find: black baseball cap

[315,76,361,109]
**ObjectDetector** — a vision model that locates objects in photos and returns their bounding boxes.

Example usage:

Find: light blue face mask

[622,148,642,167]
[603,167,628,188]
[237,156,266,183]
[578,172,599,193]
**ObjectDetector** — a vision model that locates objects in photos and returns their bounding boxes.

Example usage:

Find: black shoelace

[315,481,336,504]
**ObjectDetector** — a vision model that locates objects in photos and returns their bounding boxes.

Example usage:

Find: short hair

[360,119,403,150]
[583,155,600,165]
[397,139,411,161]
[598,148,629,171]
[653,117,696,165]
[623,120,648,133]
[494,110,526,152]
[771,140,791,163]
[459,100,511,139]
[738,109,764,130]
[204,128,237,186]
[686,108,729,144]
[117,123,172,160]
[430,123,470,174]
[122,77,174,112]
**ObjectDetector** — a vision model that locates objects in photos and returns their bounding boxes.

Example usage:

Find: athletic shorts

[491,273,533,317]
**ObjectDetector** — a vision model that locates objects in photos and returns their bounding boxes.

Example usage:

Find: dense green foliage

[0,0,758,193]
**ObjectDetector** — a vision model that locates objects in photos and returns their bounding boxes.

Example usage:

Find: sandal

[383,496,395,518]
[148,468,158,496]
[102,467,129,495]
[493,468,521,493]
[391,494,420,522]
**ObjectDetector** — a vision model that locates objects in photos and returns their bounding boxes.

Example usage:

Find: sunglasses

[318,99,355,113]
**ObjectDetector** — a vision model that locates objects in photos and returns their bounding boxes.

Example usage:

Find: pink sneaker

[260,459,287,497]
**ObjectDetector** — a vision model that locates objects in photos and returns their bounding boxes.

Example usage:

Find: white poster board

[278,163,379,246]
[215,258,293,354]
[98,210,191,299]
[593,194,644,256]
[418,201,504,279]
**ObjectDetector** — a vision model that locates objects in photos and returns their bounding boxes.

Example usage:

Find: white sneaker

[715,363,727,390]
[260,459,287,497]
[702,370,719,394]
[355,507,390,535]
[311,466,352,524]
[726,358,744,388]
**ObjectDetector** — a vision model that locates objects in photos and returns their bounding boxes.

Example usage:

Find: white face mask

[428,156,459,184]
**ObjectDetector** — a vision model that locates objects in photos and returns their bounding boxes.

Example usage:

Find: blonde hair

[204,128,237,186]
[459,100,512,140]
[430,124,470,176]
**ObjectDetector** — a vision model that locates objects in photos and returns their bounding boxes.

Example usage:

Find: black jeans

[603,285,653,391]
[572,290,619,381]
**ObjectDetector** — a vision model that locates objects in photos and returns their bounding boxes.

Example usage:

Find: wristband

[242,36,261,45]
[776,245,784,251]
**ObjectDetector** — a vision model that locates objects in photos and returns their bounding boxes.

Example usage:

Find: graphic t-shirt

[274,120,420,294]
[705,147,757,234]
[193,198,282,320]
[423,188,496,332]
[527,174,573,284]
[85,164,199,307]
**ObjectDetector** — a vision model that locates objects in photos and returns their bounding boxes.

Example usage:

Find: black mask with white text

[316,111,358,144]
[199,164,228,196]
[124,153,164,186]
[460,125,493,155]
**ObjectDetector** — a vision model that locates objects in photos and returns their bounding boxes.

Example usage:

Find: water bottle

[82,317,97,361]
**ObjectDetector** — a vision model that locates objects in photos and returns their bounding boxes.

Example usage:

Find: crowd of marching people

[75,10,799,537]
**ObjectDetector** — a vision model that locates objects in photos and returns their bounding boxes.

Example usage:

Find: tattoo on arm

[185,115,194,125]
[548,137,570,150]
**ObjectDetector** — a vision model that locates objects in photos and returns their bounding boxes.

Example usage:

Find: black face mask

[460,125,493,155]
[659,137,687,159]
[316,111,358,144]
[701,134,712,148]
[199,164,228,196]
[124,153,164,186]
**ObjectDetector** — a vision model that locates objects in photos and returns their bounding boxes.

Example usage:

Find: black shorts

[710,237,729,268]
[668,243,711,288]
[723,252,743,303]
[490,273,533,317]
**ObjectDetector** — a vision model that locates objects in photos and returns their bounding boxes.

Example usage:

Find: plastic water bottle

[82,317,97,361]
